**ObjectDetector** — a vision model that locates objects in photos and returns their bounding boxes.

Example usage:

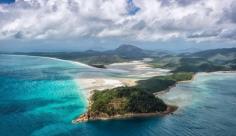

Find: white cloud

[0,0,236,42]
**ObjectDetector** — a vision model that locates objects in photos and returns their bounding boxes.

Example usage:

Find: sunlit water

[0,55,236,136]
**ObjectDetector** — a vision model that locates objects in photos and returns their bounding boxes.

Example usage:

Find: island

[89,64,106,69]
[73,72,193,123]
[73,87,177,123]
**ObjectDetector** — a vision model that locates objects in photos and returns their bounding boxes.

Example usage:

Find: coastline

[76,78,121,99]
[72,105,178,123]
[3,54,95,69]
[17,56,236,123]
[155,71,236,96]
[106,60,170,78]
[72,61,177,123]
[21,55,232,123]
[75,59,171,100]
[154,73,196,96]
[5,55,236,125]
[73,62,211,123]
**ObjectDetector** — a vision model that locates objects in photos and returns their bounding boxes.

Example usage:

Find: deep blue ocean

[0,55,236,136]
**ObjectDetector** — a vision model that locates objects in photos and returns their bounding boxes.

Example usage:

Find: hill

[136,72,194,93]
[191,48,236,58]
[113,44,148,59]
[10,44,152,65]
[74,86,178,122]
[149,48,236,72]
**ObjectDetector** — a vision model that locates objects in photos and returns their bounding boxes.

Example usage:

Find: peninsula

[73,72,193,123]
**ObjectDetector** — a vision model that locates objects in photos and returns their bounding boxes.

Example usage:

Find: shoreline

[106,60,170,78]
[72,105,178,123]
[155,71,236,96]
[4,55,236,124]
[3,54,95,69]
[154,73,196,96]
[73,63,236,123]
[75,77,138,100]
[3,55,236,122]
[75,59,171,100]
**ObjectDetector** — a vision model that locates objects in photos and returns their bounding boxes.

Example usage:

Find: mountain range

[4,44,236,71]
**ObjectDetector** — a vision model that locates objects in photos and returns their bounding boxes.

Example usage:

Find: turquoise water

[0,55,88,136]
[0,55,236,136]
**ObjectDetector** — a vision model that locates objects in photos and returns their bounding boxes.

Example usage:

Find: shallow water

[0,55,88,136]
[0,55,236,136]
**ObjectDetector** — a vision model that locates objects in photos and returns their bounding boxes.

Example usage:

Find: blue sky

[0,0,236,52]
[127,0,140,15]
[0,0,15,4]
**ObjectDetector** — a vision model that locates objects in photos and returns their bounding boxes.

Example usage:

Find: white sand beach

[75,77,139,98]
[106,60,170,78]
[75,59,170,99]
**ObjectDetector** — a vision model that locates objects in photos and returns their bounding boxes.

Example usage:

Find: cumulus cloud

[0,0,236,42]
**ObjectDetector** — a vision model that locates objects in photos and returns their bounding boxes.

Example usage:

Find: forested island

[73,72,193,123]
[73,87,177,123]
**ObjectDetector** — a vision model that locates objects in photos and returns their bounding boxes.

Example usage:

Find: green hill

[136,72,194,93]
[89,87,167,117]
[150,48,236,72]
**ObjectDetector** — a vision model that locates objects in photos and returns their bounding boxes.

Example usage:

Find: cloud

[187,31,219,39]
[0,0,236,42]
[219,28,236,40]
[159,0,202,6]
[223,1,236,24]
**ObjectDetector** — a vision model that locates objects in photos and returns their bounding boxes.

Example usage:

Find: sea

[0,54,236,136]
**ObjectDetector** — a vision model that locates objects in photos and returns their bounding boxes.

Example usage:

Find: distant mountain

[12,45,236,69]
[115,44,143,53]
[112,44,148,59]
[10,44,153,65]
[189,48,236,65]
[149,47,236,72]
[176,48,202,53]
[191,48,236,58]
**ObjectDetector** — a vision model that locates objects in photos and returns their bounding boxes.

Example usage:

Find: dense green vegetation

[149,48,236,72]
[89,72,193,116]
[90,87,167,116]
[136,72,194,93]
[191,48,236,58]
[174,62,227,72]
[171,57,229,72]
[88,72,193,117]
[149,56,229,72]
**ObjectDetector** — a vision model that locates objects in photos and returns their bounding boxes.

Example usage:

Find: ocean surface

[0,55,236,136]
